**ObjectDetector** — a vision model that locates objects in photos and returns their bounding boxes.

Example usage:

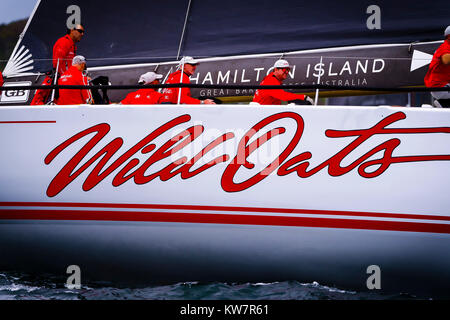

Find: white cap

[72,55,86,65]
[445,25,450,37]
[138,71,163,84]
[179,56,199,66]
[273,59,291,69]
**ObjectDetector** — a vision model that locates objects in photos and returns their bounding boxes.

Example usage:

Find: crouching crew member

[161,56,215,105]
[424,25,450,108]
[252,59,313,105]
[55,55,92,105]
[121,72,164,104]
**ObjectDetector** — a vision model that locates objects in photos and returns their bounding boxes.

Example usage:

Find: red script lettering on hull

[44,112,450,197]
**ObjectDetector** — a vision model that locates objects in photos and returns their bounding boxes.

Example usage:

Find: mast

[177,0,192,60]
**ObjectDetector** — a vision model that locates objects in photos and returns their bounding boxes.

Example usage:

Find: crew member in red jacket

[161,56,215,104]
[252,59,313,105]
[30,75,53,105]
[55,55,92,105]
[424,25,450,108]
[30,24,85,105]
[121,72,164,104]
[53,24,85,75]
[0,71,3,86]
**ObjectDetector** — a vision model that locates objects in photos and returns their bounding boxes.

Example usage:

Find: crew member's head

[138,71,163,85]
[72,55,87,71]
[445,25,450,42]
[273,59,291,82]
[178,56,199,76]
[68,24,85,43]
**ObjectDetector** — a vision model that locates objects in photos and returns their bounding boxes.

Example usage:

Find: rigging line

[314,56,323,106]
[2,84,448,92]
[0,56,435,63]
[177,0,193,60]
[50,59,60,105]
[283,56,432,60]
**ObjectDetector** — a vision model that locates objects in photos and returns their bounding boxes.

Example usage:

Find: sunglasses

[76,29,85,34]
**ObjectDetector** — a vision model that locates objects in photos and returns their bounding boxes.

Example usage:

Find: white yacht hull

[0,104,449,296]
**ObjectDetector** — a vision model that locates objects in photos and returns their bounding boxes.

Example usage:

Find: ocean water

[0,271,422,300]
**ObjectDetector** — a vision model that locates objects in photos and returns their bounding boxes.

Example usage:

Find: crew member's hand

[304,96,314,105]
[203,99,216,104]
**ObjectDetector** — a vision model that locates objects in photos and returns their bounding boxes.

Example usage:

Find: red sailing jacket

[0,71,3,86]
[121,88,163,105]
[55,66,92,105]
[160,70,201,104]
[252,72,305,105]
[53,35,77,75]
[30,75,53,105]
[424,41,450,88]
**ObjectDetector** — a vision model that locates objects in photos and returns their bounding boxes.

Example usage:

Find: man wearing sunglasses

[31,24,85,105]
[252,59,313,105]
[53,24,85,75]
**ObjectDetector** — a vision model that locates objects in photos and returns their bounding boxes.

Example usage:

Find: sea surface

[0,271,424,300]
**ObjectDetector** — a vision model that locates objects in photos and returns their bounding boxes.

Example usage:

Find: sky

[0,0,37,25]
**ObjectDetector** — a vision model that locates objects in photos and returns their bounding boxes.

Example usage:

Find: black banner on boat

[85,41,441,102]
